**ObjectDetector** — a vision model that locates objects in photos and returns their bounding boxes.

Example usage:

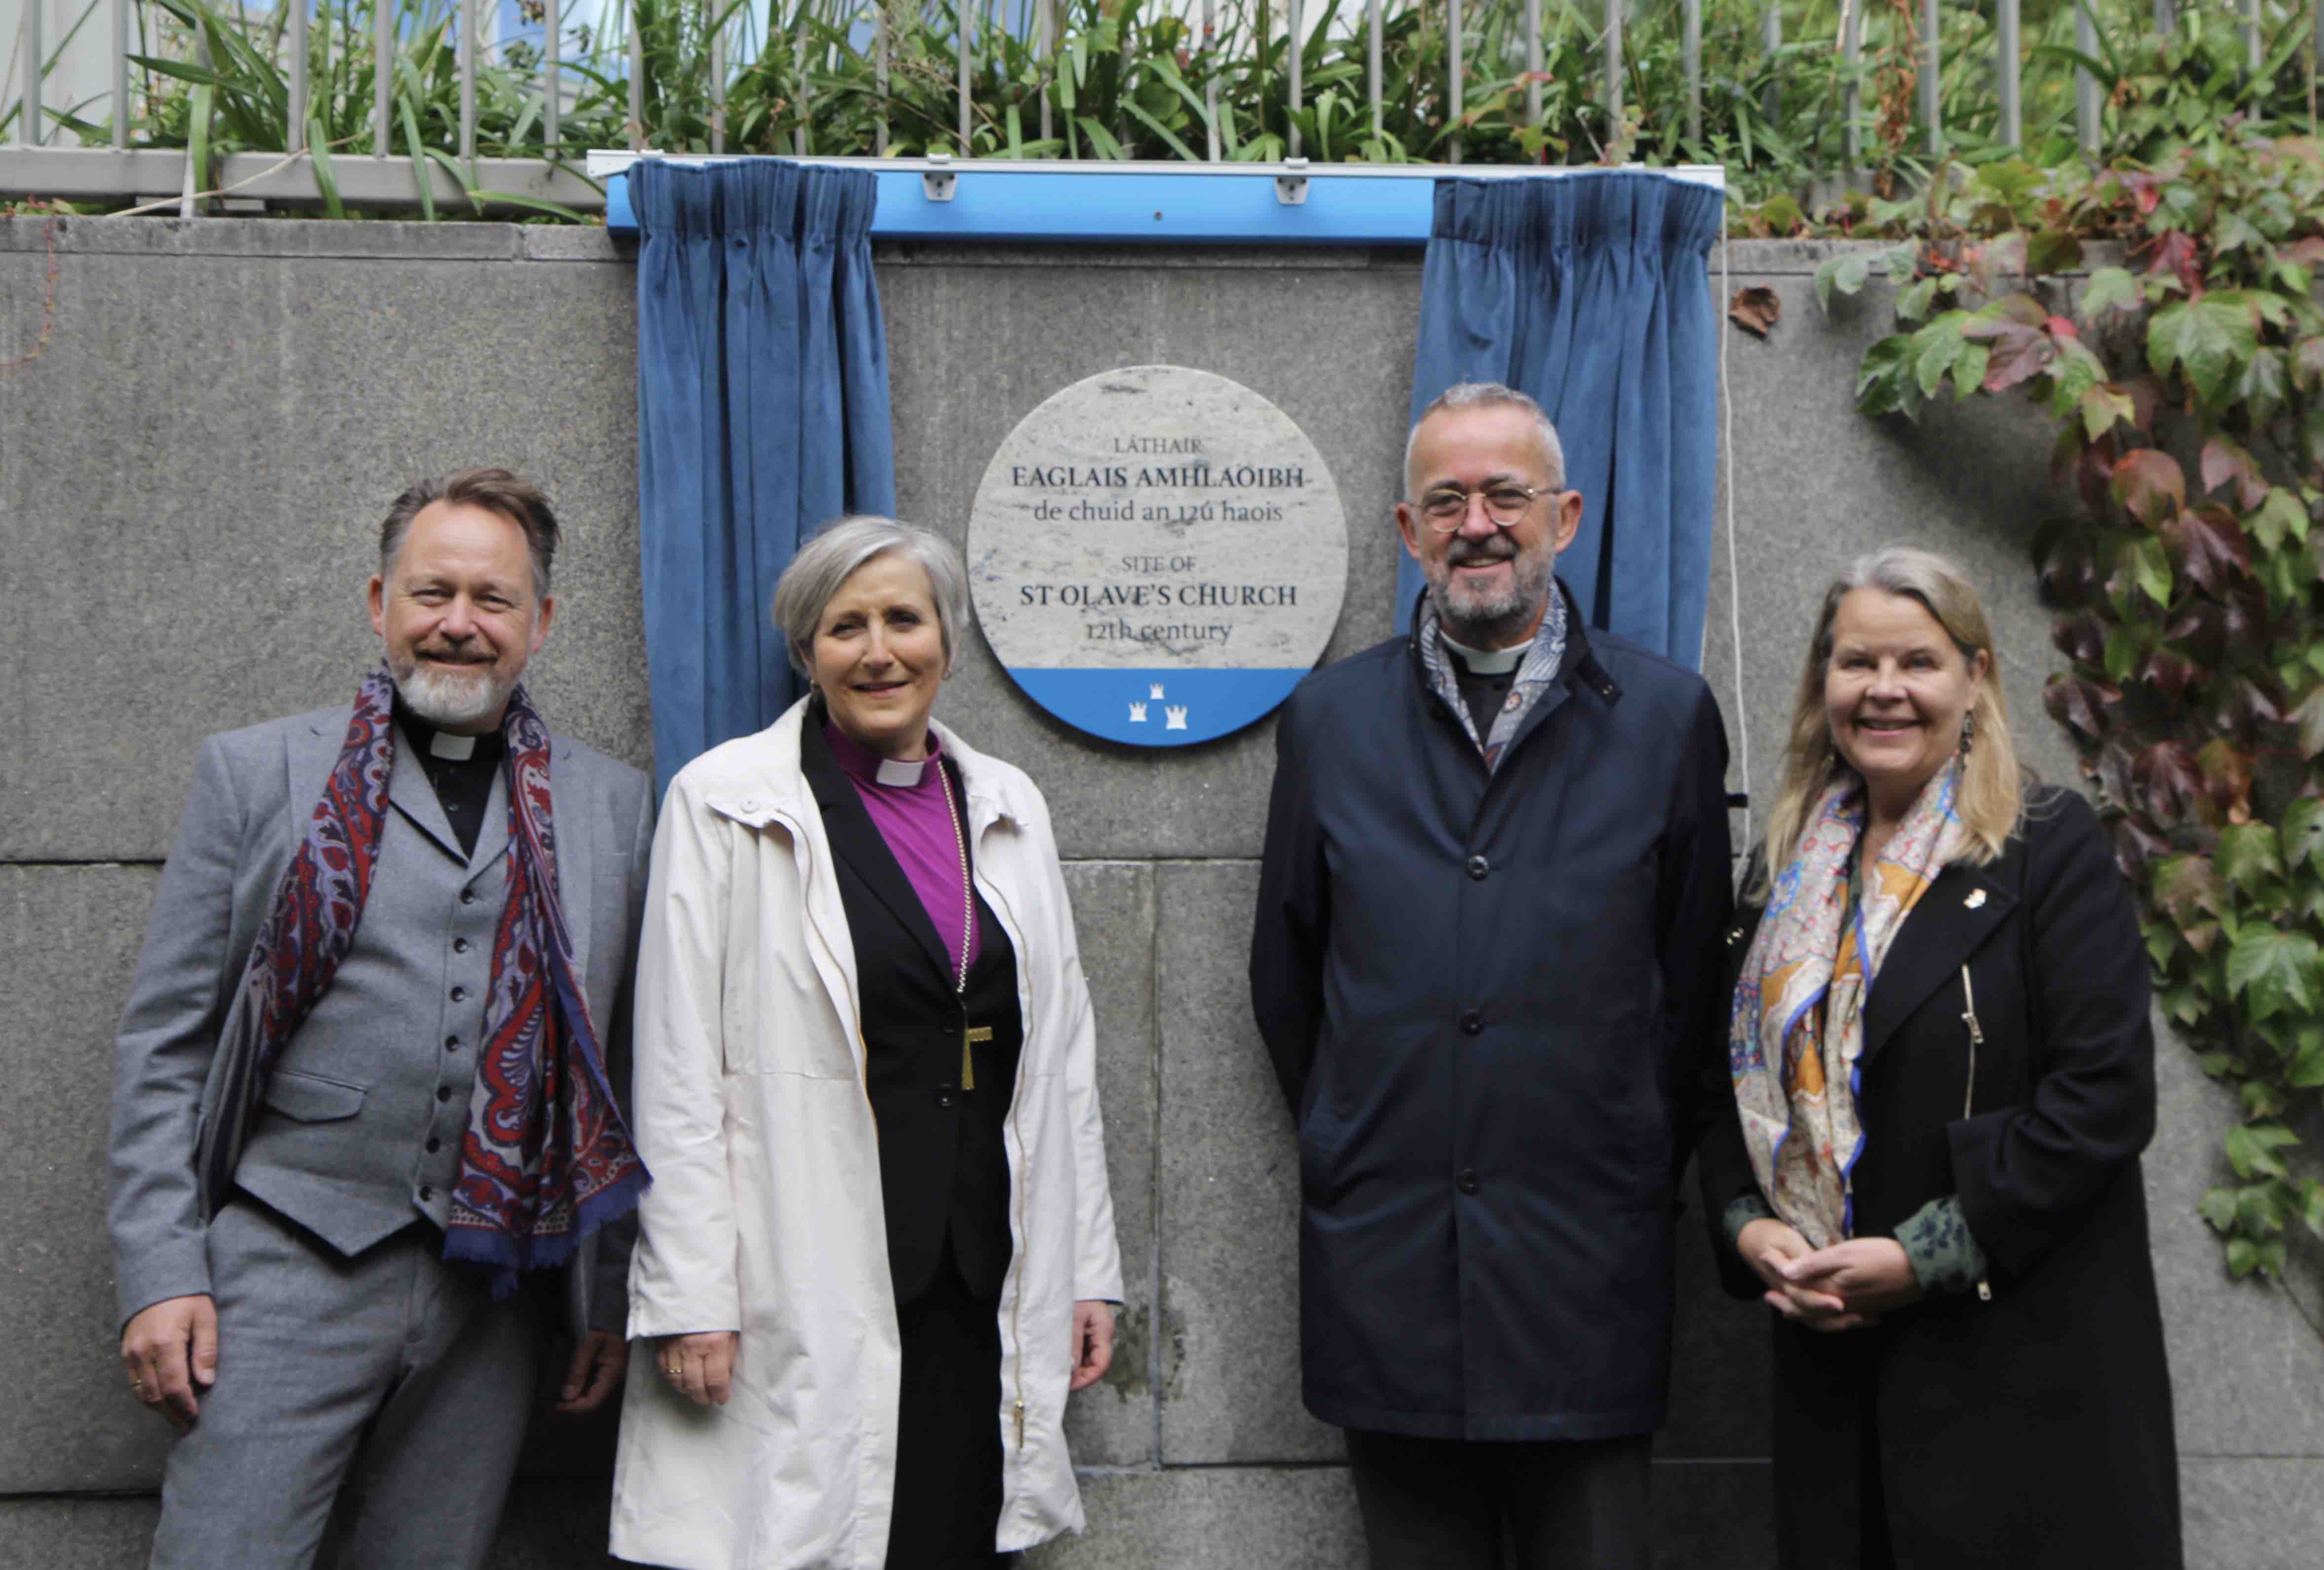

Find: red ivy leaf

[2165,602,2227,665]
[2199,435,2268,511]
[2113,449,2187,527]
[2053,610,2107,667]
[2145,230,2203,295]
[2046,672,2121,743]
[2195,737,2254,819]
[2108,812,2170,879]
[2134,739,2205,827]
[2153,854,2227,930]
[2171,504,2253,594]
[2046,314,2082,341]
[1980,321,2058,391]
[2143,647,2198,701]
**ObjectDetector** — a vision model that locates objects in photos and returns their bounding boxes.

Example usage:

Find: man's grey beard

[392,657,514,730]
[1425,539,1556,647]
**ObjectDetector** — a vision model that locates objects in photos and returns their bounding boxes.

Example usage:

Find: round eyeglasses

[1416,483,1558,532]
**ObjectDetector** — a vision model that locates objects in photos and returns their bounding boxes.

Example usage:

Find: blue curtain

[1404,171,1723,668]
[634,161,896,790]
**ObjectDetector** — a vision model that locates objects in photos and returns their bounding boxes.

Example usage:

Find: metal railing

[6,0,2324,215]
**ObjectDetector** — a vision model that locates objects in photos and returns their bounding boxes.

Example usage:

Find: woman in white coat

[611,517,1122,1570]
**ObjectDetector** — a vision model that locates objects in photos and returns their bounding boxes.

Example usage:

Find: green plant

[1833,130,2324,1297]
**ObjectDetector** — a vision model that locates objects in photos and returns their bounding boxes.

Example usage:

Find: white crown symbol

[1129,701,1148,722]
[1165,705,1188,730]
[1149,683,1166,700]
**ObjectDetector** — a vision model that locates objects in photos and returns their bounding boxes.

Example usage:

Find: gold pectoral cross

[961,1025,994,1091]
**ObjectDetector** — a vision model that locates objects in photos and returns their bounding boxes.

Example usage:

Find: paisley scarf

[197,666,647,1293]
[1729,759,1967,1246]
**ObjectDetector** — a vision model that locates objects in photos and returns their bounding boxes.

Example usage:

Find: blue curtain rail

[589,154,1725,244]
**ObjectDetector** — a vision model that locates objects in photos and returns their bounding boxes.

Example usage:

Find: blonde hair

[1754,546,2025,899]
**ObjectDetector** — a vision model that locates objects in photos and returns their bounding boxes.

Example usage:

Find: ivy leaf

[2195,737,2253,819]
[2079,266,2141,322]
[2046,340,2105,415]
[1894,276,1938,325]
[2291,690,2324,758]
[2248,487,2309,551]
[2171,506,2251,595]
[1973,321,2056,392]
[2152,854,2226,930]
[2129,536,2175,610]
[2237,1181,2289,1234]
[2222,1121,2302,1179]
[2217,823,2287,894]
[2200,437,2268,511]
[1813,251,1871,317]
[1854,335,1918,418]
[2103,624,2148,683]
[2145,229,2203,294]
[2142,648,2197,701]
[2149,295,2260,409]
[1914,312,1972,400]
[2028,228,2084,274]
[2045,673,2120,743]
[2079,385,2137,442]
[2133,738,2202,823]
[2200,1186,2239,1232]
[2237,348,2289,423]
[2305,1180,2324,1239]
[2112,450,2186,528]
[1728,286,1781,337]
[2290,1034,2324,1089]
[2292,335,2324,395]
[2280,798,2324,873]
[1952,342,1991,401]
[2224,928,2313,1021]
[2227,1237,2262,1277]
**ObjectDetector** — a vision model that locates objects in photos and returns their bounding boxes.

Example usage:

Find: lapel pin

[1964,889,1988,909]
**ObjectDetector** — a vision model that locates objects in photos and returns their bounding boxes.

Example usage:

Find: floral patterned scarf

[197,666,647,1294]
[1729,759,1967,1246]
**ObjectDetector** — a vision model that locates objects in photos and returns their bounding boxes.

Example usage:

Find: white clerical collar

[428,730,480,760]
[1439,631,1527,675]
[874,756,927,787]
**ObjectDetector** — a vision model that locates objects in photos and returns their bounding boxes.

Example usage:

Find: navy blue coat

[1250,589,1733,1439]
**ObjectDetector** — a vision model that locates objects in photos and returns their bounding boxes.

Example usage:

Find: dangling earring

[1959,707,1978,758]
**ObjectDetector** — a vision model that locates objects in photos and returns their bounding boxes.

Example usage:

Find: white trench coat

[609,701,1123,1570]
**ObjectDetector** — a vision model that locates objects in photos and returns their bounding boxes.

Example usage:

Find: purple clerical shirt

[824,722,982,977]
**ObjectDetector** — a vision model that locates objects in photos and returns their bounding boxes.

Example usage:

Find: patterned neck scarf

[198,666,647,1294]
[1728,759,1967,1246]
[1414,583,1570,771]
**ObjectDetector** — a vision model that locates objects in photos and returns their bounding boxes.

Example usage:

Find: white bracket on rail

[922,151,958,202]
[1274,156,1310,205]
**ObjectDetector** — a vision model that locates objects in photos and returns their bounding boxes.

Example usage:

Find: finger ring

[129,1377,145,1390]
[665,1365,681,1377]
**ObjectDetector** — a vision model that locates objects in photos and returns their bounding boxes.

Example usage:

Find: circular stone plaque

[968,365,1348,747]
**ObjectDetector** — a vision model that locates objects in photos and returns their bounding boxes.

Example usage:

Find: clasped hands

[655,1300,1116,1408]
[1735,1219,1923,1332]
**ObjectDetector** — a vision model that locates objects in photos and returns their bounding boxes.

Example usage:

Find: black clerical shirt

[394,700,503,859]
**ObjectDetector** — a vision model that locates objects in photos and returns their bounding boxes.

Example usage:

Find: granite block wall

[1,215,2316,1568]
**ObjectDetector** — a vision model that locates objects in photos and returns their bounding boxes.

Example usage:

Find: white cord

[1718,228,1753,854]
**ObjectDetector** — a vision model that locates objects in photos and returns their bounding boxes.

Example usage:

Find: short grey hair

[1403,382,1566,498]
[772,516,971,680]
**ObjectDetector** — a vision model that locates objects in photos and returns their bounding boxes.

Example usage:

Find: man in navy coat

[1250,383,1733,1569]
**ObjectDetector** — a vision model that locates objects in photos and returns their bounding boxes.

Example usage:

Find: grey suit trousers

[148,1198,538,1570]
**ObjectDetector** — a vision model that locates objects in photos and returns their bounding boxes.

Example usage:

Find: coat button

[1467,855,1490,881]
[445,1035,460,1052]
[449,986,467,1002]
[419,1185,435,1203]
[437,1086,453,1102]
[1459,1010,1483,1036]
[936,1091,957,1109]
[1457,1170,1480,1195]
[425,1137,441,1154]
[453,938,470,954]
[460,889,477,905]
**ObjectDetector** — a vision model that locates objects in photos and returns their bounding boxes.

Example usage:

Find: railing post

[796,0,811,155]
[2243,0,2261,72]
[1921,0,1940,155]
[876,0,891,154]
[1526,0,1542,131]
[1207,0,1222,157]
[1684,0,1701,145]
[956,0,971,153]
[1366,0,1382,142]
[376,0,393,156]
[2152,0,2174,33]
[1843,0,1862,167]
[459,0,476,162]
[112,0,128,149]
[628,0,644,150]
[1996,0,2021,148]
[710,2,726,154]
[1450,0,1465,163]
[1289,0,1303,157]
[546,0,561,149]
[1762,0,1779,125]
[291,0,308,150]
[1605,0,1623,145]
[2075,0,2100,154]
[1037,0,1053,146]
[24,0,42,145]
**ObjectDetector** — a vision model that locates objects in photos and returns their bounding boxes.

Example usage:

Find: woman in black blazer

[1698,546,2180,1568]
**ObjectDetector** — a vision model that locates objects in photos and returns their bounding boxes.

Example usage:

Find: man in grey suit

[108,468,656,1569]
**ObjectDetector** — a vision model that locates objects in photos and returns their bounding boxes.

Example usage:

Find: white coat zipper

[965,796,1034,1453]
[1959,963,1993,1303]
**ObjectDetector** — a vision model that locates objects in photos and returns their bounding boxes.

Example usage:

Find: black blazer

[1698,786,2181,1569]
[801,719,1023,1306]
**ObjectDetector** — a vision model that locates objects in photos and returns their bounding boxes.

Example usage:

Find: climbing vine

[1826,132,2324,1286]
